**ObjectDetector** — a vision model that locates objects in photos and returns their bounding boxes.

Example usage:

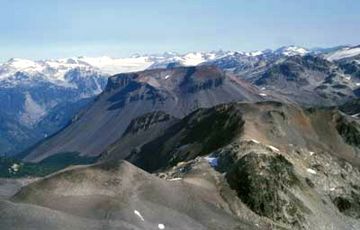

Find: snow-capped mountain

[0,58,109,155]
[0,58,106,88]
[0,52,232,85]
[0,46,311,85]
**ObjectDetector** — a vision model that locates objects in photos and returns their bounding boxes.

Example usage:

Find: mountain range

[0,44,360,229]
[0,46,359,155]
[22,45,360,163]
[2,44,359,156]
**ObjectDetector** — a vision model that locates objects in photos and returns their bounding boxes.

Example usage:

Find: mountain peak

[275,46,308,56]
[6,58,39,69]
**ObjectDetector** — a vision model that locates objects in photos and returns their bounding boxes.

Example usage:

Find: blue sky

[0,0,359,61]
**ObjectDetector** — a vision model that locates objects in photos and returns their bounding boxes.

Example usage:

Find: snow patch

[344,76,351,81]
[307,168,317,174]
[250,139,260,144]
[259,93,267,97]
[168,178,182,182]
[8,163,21,174]
[134,210,145,221]
[158,224,165,229]
[10,163,20,172]
[267,145,280,152]
[205,156,218,167]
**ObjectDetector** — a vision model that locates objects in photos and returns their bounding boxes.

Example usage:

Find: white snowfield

[78,56,153,74]
[325,46,360,61]
[276,46,308,56]
[245,50,263,56]
[180,52,219,66]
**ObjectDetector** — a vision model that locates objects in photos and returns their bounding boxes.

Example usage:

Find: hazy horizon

[0,0,359,61]
[0,44,356,63]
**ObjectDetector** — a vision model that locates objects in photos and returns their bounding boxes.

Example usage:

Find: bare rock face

[335,114,360,148]
[332,194,360,219]
[100,111,178,162]
[225,153,309,228]
[123,104,244,172]
[123,111,173,135]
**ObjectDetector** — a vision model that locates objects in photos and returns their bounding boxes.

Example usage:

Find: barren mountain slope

[6,160,259,230]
